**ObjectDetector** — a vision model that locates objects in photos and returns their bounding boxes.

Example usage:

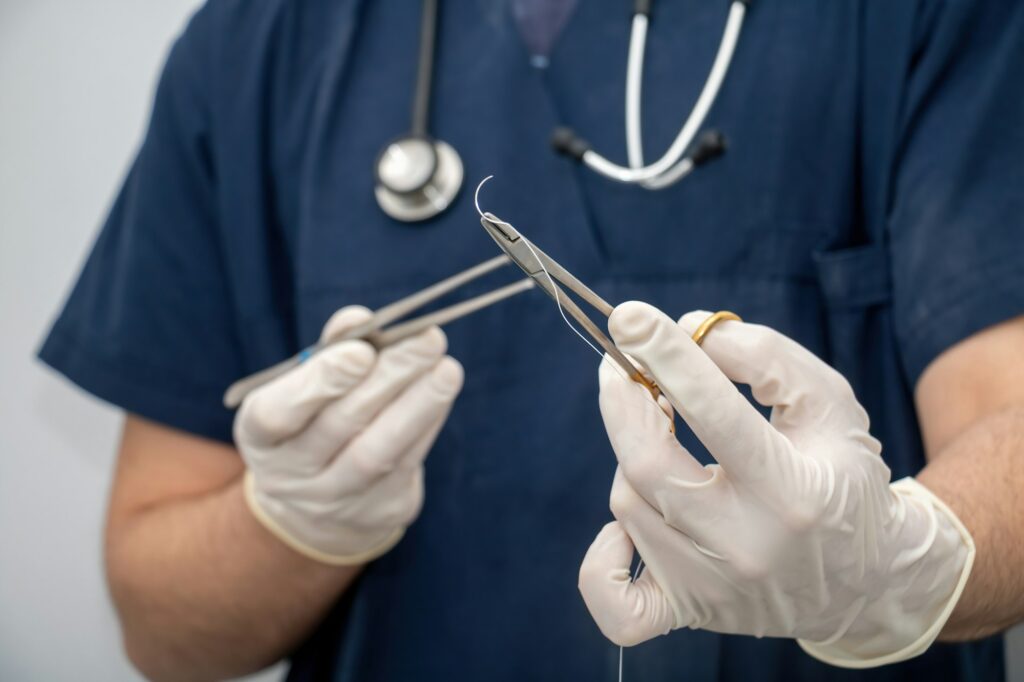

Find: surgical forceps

[224,212,661,409]
[223,255,533,408]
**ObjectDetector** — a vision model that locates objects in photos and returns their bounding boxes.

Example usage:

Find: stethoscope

[374,0,749,222]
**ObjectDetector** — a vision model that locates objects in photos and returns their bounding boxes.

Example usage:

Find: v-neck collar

[509,0,580,67]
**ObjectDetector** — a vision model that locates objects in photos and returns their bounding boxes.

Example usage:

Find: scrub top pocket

[813,243,924,480]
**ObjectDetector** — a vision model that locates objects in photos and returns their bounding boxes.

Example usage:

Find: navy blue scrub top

[40,1,1024,680]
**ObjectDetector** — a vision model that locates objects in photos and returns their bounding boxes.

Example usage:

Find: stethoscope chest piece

[375,136,463,222]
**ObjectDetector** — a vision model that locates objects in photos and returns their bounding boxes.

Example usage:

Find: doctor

[41,1,1024,680]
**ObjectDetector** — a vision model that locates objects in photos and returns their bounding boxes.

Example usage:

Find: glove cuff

[798,476,975,669]
[242,471,404,566]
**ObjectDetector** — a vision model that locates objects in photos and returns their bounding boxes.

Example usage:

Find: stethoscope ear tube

[552,128,727,167]
[550,127,591,161]
[552,127,728,191]
[637,129,727,189]
[689,130,727,167]
[554,0,747,188]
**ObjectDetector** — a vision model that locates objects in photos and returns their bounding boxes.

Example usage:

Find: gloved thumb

[579,521,676,647]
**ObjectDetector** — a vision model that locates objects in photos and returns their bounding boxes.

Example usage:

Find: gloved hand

[235,306,463,566]
[579,302,975,668]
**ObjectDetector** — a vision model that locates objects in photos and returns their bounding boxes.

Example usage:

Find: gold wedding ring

[691,311,742,346]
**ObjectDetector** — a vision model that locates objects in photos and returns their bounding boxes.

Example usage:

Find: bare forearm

[106,476,359,681]
[917,404,1024,641]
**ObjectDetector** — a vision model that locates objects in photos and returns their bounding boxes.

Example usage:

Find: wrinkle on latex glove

[580,301,974,668]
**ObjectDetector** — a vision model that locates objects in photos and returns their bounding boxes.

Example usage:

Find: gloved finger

[392,387,456,470]
[578,521,677,647]
[677,311,869,433]
[608,301,797,492]
[607,470,724,631]
[236,338,376,448]
[599,358,710,502]
[293,326,449,461]
[599,361,741,560]
[320,305,375,343]
[324,356,463,491]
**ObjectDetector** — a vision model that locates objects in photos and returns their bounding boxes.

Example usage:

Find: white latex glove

[579,302,975,668]
[235,306,463,565]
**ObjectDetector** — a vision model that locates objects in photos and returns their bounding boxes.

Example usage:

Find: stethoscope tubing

[583,0,747,186]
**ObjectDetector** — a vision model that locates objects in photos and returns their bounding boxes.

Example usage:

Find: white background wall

[0,1,281,680]
[0,1,1021,681]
